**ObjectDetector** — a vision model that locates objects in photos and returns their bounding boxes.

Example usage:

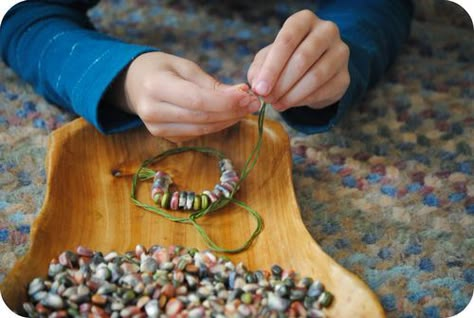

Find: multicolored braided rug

[0,1,472,317]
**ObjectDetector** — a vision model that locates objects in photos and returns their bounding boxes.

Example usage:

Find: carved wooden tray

[0,116,384,317]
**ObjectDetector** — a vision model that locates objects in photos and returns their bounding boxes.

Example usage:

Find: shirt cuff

[75,43,157,134]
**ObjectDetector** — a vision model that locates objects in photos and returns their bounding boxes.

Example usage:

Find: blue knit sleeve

[280,0,414,134]
[1,1,413,135]
[0,0,157,133]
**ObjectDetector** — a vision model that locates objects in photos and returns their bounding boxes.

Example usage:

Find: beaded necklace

[131,99,267,253]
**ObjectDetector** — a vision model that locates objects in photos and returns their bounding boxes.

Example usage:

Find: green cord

[131,100,267,253]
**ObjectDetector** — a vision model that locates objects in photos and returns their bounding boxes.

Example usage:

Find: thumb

[192,71,250,97]
[179,61,250,95]
[217,82,251,95]
[178,61,256,108]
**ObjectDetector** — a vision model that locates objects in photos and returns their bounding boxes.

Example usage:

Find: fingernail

[239,95,250,107]
[248,100,261,113]
[226,83,249,92]
[228,84,247,94]
[254,80,270,96]
[239,83,250,92]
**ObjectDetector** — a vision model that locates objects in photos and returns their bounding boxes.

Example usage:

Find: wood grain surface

[0,116,384,317]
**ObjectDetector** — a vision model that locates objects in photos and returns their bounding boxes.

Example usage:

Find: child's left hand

[247,9,350,111]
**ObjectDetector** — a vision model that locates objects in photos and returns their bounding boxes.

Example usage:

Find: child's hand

[109,52,261,142]
[247,10,350,111]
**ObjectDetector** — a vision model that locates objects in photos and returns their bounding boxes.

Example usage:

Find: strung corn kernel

[152,179,169,189]
[203,190,218,203]
[221,170,237,178]
[185,192,195,210]
[193,195,201,210]
[214,184,231,198]
[151,171,172,200]
[153,192,162,204]
[151,187,164,198]
[155,172,170,186]
[201,194,209,209]
[161,192,171,209]
[219,158,234,172]
[220,170,239,183]
[154,171,167,178]
[178,192,187,209]
[220,182,235,192]
[212,189,222,200]
[170,191,179,210]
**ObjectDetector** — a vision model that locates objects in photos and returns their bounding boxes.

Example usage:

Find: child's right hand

[107,52,261,143]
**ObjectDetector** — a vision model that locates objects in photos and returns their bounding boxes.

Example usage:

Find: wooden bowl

[0,116,384,317]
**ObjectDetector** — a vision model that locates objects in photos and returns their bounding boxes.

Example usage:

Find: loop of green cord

[131,100,267,253]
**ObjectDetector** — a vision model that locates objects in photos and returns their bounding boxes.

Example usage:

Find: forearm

[0,0,157,133]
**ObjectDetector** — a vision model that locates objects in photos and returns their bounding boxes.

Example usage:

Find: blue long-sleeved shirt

[0,0,413,134]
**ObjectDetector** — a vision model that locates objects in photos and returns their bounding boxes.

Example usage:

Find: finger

[151,72,254,113]
[138,101,249,124]
[299,71,350,108]
[145,119,241,138]
[247,45,270,86]
[252,11,314,96]
[275,70,350,111]
[273,43,349,110]
[173,57,257,107]
[171,56,220,90]
[268,22,337,103]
